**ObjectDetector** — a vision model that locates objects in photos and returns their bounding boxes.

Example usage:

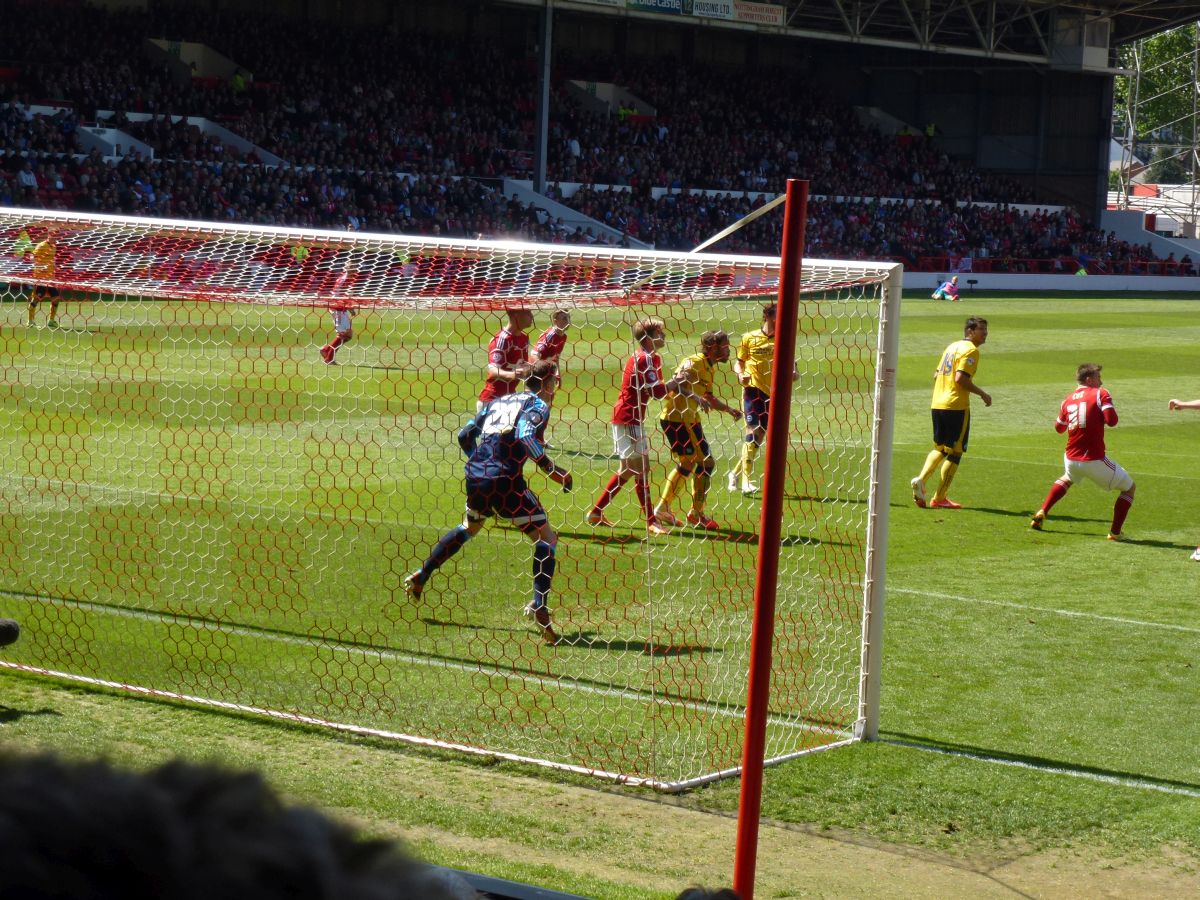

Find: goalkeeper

[405,361,571,645]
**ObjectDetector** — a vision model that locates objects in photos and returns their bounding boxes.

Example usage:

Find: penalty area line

[883,738,1200,799]
[890,587,1200,635]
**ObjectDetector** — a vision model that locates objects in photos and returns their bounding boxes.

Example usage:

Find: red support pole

[732,179,808,900]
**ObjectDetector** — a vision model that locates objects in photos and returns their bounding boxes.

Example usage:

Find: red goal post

[0,206,902,791]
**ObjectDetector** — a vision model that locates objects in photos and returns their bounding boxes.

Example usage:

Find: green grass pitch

[0,290,883,786]
[3,289,1200,890]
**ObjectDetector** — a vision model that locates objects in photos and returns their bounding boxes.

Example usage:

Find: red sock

[634,475,654,521]
[1111,491,1133,535]
[1040,479,1070,514]
[592,473,623,514]
[329,334,345,350]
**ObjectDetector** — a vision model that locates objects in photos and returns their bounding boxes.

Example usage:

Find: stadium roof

[546,0,1195,64]
[775,1,1196,58]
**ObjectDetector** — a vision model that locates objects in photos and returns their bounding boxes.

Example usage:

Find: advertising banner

[691,0,734,19]
[733,1,785,26]
[627,0,685,15]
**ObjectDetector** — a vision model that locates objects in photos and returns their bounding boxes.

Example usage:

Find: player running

[405,361,571,645]
[1030,363,1135,541]
[587,317,709,535]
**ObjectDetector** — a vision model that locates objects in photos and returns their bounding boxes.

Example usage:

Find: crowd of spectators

[0,0,1190,270]
[563,183,1180,272]
[0,147,620,245]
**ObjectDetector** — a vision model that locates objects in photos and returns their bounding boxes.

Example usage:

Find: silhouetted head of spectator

[0,754,471,900]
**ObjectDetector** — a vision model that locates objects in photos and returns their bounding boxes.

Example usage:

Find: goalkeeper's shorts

[465,476,547,532]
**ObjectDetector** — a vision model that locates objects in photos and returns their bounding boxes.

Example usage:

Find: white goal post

[0,206,901,790]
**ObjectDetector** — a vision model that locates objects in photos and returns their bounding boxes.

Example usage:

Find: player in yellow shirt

[911,317,992,509]
[654,330,742,530]
[26,229,61,328]
[729,303,799,493]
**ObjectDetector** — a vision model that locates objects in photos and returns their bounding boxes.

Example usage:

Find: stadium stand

[0,0,1185,269]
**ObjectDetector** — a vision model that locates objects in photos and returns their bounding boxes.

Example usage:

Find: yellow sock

[692,471,710,512]
[659,467,686,508]
[48,302,59,324]
[743,442,760,482]
[27,304,36,325]
[917,449,944,484]
[932,459,959,502]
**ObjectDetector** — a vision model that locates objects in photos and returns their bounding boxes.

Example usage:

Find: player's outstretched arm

[1168,398,1200,411]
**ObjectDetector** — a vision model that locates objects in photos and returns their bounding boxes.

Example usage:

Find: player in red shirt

[478,309,534,413]
[1030,363,1135,540]
[531,309,571,364]
[586,317,708,535]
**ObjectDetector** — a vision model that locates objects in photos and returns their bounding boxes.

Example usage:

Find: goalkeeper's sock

[48,301,59,325]
[1040,479,1070,514]
[532,540,557,610]
[1111,491,1134,535]
[592,473,624,514]
[633,474,654,521]
[421,525,472,579]
[932,458,958,502]
[26,303,36,326]
[917,449,944,485]
[659,467,687,507]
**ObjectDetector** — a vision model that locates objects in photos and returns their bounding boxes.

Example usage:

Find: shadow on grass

[553,527,644,546]
[978,507,1112,524]
[882,731,1200,794]
[785,493,868,505]
[566,631,718,656]
[0,706,62,724]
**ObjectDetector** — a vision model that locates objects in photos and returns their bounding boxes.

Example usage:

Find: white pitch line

[891,442,1200,475]
[4,593,830,736]
[890,587,1200,635]
[884,739,1200,799]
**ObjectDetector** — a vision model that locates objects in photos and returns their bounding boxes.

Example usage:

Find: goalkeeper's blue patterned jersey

[458,392,549,481]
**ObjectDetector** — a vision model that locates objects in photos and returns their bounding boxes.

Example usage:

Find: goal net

[0,207,900,789]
